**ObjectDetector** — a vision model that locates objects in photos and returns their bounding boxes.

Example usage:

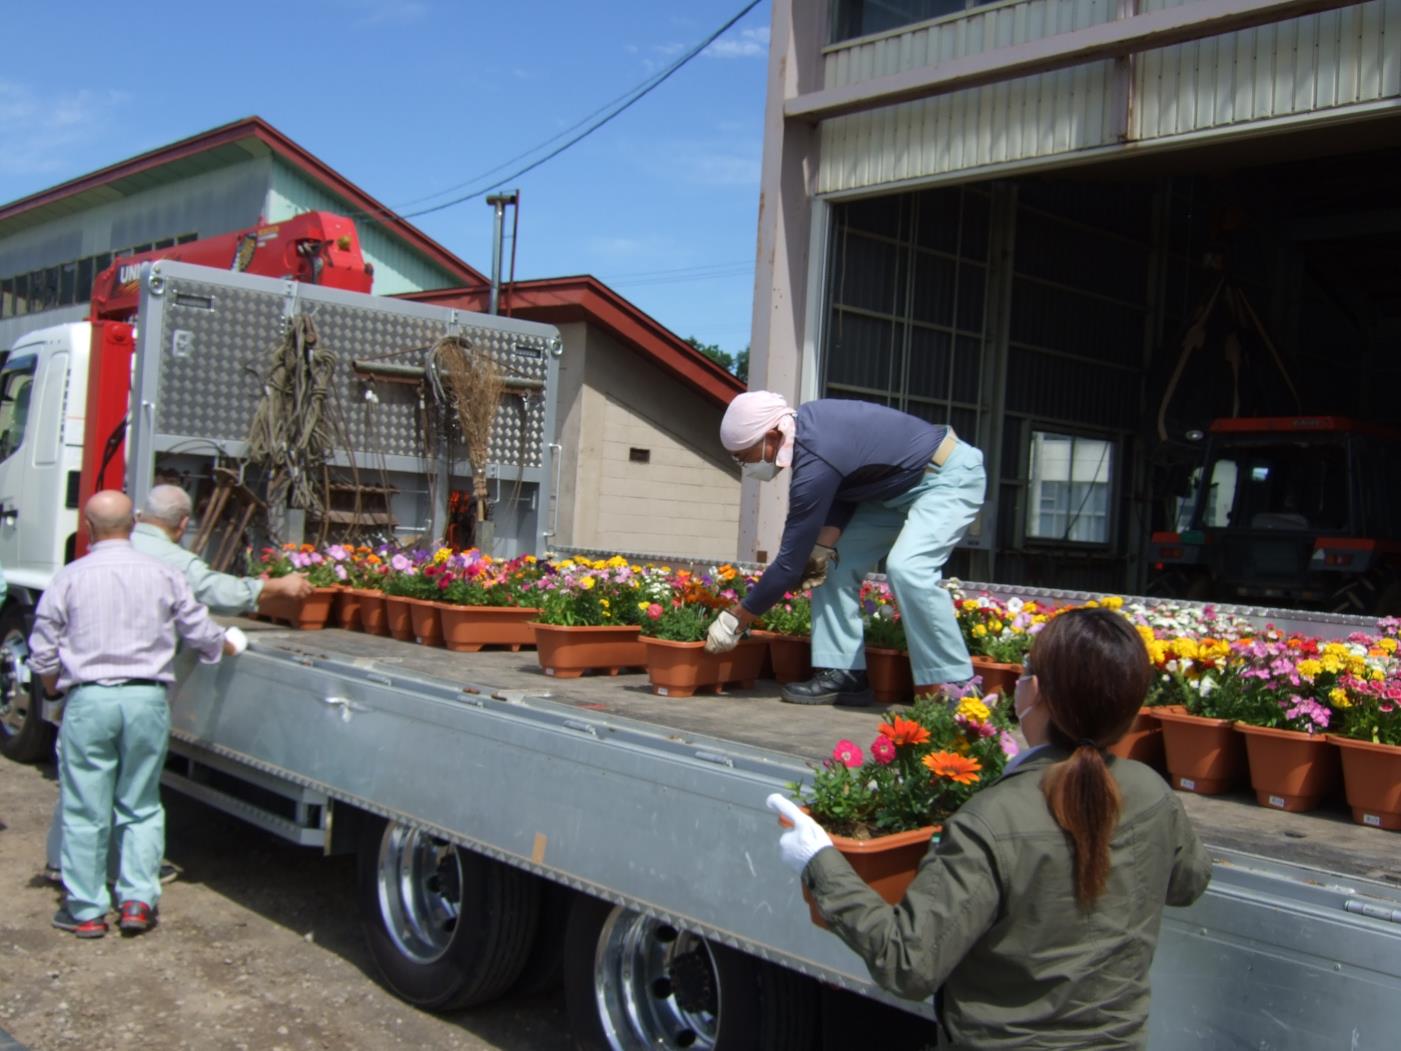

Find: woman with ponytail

[769,608,1212,1049]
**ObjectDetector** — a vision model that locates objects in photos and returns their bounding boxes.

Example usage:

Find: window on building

[0,357,37,463]
[832,0,987,42]
[59,262,78,306]
[1026,431,1113,544]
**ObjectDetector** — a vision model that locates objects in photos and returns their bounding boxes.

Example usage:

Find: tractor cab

[1149,417,1401,611]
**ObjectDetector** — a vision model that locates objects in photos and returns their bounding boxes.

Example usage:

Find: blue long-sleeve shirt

[741,399,946,617]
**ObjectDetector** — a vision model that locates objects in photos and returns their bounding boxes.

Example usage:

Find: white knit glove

[704,610,743,654]
[224,626,249,657]
[766,793,833,874]
[800,543,838,590]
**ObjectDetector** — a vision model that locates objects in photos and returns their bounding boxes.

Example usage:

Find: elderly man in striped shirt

[29,490,247,938]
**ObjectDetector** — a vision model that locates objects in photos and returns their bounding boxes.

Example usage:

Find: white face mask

[741,457,781,482]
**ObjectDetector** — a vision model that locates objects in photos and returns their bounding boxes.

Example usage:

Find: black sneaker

[52,907,108,939]
[780,668,871,706]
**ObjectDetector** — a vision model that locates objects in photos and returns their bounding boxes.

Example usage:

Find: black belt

[77,678,166,689]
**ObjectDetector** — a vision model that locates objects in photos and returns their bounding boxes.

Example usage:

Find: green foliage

[639,603,714,642]
[758,593,811,637]
[383,570,440,601]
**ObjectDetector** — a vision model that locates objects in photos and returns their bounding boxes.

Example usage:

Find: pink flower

[870,735,896,765]
[390,553,412,572]
[646,603,664,620]
[334,564,347,581]
[832,739,864,768]
[999,731,1020,759]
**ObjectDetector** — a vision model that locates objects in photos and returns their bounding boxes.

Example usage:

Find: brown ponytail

[1029,609,1151,908]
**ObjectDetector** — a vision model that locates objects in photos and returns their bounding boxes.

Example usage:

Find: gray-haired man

[43,484,310,885]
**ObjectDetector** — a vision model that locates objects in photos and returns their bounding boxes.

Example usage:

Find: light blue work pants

[58,684,169,920]
[811,441,986,685]
[46,734,122,881]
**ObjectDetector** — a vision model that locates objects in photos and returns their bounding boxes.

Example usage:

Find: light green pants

[812,441,987,685]
[58,684,169,920]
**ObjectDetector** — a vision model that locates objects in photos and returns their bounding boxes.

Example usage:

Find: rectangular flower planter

[406,598,445,647]
[779,811,937,929]
[641,637,768,697]
[1328,736,1401,830]
[1154,709,1248,795]
[864,646,913,704]
[970,656,1021,697]
[332,587,363,631]
[438,606,541,652]
[1238,724,1340,812]
[1107,708,1166,778]
[258,587,338,631]
[529,623,646,678]
[356,590,388,636]
[749,631,812,684]
[382,595,417,642]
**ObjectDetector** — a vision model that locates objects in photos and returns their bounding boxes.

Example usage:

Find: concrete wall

[562,323,740,560]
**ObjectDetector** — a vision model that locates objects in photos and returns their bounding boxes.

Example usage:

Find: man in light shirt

[43,483,310,885]
[29,490,247,938]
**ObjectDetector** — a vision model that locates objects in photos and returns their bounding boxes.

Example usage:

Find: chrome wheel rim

[375,823,462,964]
[0,627,32,739]
[593,907,721,1050]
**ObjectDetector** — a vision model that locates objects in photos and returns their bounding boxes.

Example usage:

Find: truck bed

[239,619,1400,887]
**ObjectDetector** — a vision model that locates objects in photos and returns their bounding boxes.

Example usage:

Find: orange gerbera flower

[922,751,982,785]
[877,716,931,748]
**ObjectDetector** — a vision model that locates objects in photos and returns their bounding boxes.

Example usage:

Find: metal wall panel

[818,0,1120,194]
[814,0,1401,195]
[1134,0,1401,139]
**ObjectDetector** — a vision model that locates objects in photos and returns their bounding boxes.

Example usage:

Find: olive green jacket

[804,748,1212,1050]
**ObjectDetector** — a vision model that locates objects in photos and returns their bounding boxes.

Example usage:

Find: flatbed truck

[2,260,1397,1050]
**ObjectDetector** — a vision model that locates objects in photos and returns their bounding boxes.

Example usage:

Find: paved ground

[0,755,570,1051]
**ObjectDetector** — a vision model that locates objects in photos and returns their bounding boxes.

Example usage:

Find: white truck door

[20,348,72,573]
[0,351,37,570]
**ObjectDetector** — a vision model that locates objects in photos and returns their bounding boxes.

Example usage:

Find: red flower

[832,739,864,768]
[870,735,896,765]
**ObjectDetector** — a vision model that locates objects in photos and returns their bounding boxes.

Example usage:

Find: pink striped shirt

[29,539,226,691]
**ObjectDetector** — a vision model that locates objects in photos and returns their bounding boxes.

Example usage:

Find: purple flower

[390,553,412,572]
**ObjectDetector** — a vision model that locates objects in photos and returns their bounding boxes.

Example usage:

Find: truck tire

[0,605,55,763]
[563,894,816,1051]
[357,816,541,1012]
[509,874,572,996]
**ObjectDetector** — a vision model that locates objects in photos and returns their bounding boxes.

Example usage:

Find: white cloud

[0,82,129,179]
[704,26,769,60]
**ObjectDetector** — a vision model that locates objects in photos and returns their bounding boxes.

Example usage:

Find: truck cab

[0,322,89,597]
[1149,416,1401,611]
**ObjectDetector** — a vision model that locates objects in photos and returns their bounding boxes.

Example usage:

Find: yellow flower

[1102,595,1124,610]
[1296,659,1323,679]
[579,576,596,591]
[433,547,452,564]
[971,624,988,638]
[638,601,650,612]
[988,620,1003,633]
[956,697,991,723]
[1380,638,1398,654]
[1329,687,1350,707]
[600,598,610,608]
[607,555,627,568]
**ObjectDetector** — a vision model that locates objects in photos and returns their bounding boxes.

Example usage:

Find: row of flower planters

[1122,708,1400,831]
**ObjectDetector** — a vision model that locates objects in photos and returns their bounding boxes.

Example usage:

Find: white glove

[800,543,838,590]
[766,793,833,874]
[223,626,249,657]
[704,610,743,654]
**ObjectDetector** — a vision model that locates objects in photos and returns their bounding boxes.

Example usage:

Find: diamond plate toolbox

[151,272,554,468]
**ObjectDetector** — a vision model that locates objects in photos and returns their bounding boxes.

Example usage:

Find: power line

[350,0,764,225]
[603,259,753,280]
[607,266,754,289]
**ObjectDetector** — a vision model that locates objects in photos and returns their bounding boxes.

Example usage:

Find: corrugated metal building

[749,0,1401,594]
[0,118,745,558]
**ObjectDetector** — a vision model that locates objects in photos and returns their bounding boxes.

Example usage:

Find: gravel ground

[0,755,570,1051]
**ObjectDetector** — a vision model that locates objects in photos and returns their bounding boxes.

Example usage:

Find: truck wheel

[510,875,572,996]
[357,817,540,1012]
[563,895,816,1051]
[0,605,55,763]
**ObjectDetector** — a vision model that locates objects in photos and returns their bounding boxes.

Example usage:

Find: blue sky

[0,0,770,357]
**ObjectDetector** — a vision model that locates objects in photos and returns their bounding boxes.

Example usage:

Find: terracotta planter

[1329,736,1401,830]
[641,637,768,697]
[864,646,914,704]
[752,631,812,684]
[1154,709,1248,795]
[530,623,646,678]
[382,595,417,642]
[257,587,338,631]
[779,812,937,929]
[1238,724,1340,812]
[357,590,388,636]
[970,656,1022,697]
[1107,708,1166,776]
[332,587,363,631]
[407,598,445,647]
[437,605,541,652]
